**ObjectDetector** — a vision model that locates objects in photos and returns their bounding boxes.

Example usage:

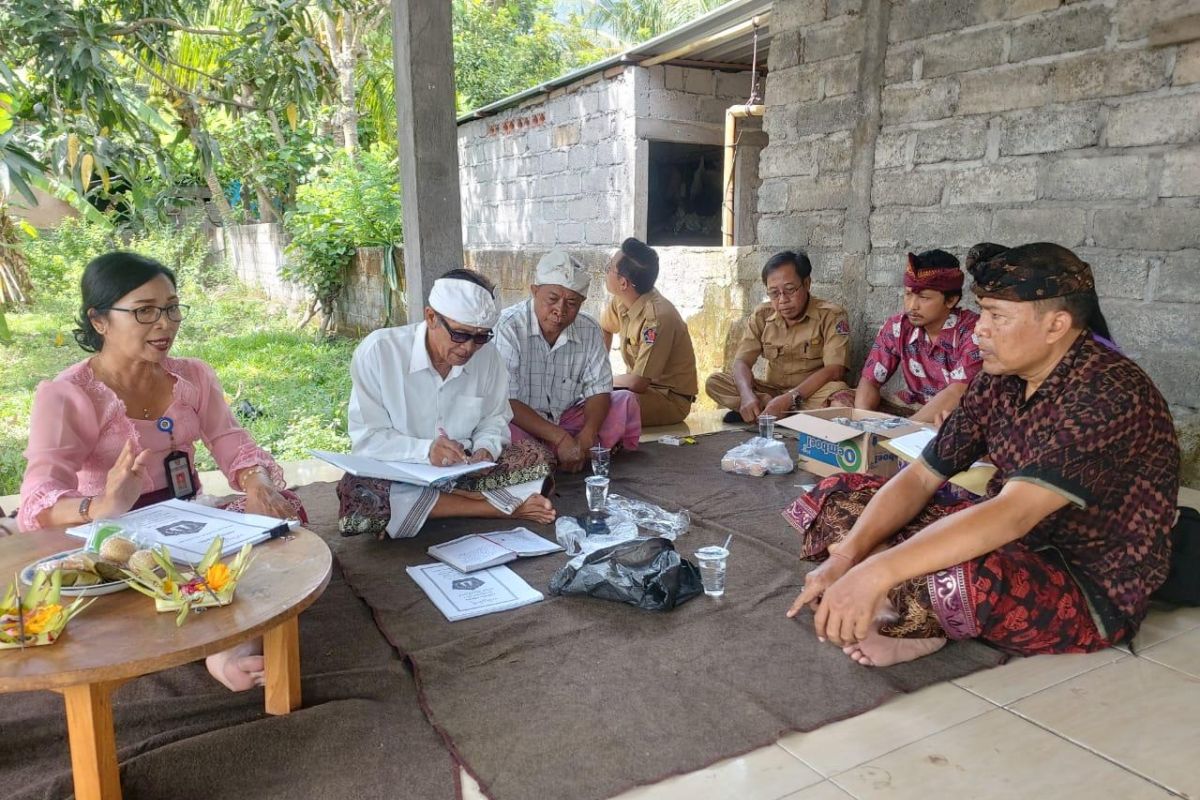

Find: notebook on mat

[427,527,562,573]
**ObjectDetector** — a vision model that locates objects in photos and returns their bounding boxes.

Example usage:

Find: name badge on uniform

[157,417,196,500]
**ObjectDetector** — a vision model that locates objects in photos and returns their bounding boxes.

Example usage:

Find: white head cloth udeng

[535,250,591,297]
[428,278,499,328]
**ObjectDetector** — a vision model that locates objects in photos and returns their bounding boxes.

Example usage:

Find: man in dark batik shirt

[783,242,1179,667]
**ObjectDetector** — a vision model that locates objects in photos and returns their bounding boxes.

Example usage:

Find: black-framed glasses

[437,313,494,345]
[104,304,190,324]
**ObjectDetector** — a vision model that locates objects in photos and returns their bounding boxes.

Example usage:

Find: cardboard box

[778,407,923,478]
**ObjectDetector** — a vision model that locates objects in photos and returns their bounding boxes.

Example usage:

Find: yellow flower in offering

[205,563,231,593]
[162,578,176,595]
[22,604,62,635]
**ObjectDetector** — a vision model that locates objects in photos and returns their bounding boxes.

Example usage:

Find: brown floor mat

[297,431,1005,800]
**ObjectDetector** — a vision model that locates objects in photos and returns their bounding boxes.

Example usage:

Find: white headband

[428,278,499,329]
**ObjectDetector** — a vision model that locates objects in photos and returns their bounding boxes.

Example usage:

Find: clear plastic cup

[584,476,610,512]
[590,446,611,476]
[758,413,777,440]
[694,545,729,597]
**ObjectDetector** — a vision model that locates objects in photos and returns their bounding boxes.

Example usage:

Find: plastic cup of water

[590,446,611,476]
[585,476,610,513]
[758,414,777,440]
[694,545,729,597]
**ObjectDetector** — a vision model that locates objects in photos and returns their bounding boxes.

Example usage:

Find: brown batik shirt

[920,333,1180,637]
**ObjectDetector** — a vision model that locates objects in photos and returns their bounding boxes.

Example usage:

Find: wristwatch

[788,387,802,407]
[79,496,94,522]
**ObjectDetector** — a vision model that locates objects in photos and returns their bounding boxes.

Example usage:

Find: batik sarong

[783,473,1114,654]
[336,439,554,539]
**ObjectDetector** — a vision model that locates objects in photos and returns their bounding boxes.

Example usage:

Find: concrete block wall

[337,246,406,336]
[458,69,637,249]
[759,0,1200,413]
[221,223,309,308]
[457,63,758,249]
[219,223,405,334]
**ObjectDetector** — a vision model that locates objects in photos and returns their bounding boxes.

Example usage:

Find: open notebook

[427,527,562,573]
[309,449,494,487]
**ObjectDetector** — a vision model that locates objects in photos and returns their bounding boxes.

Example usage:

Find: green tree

[452,0,609,113]
[0,0,334,227]
[283,146,403,333]
[584,0,732,47]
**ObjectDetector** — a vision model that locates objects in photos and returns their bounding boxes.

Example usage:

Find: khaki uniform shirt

[600,289,699,399]
[734,297,850,388]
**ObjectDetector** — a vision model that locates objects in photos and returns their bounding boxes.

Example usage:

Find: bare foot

[841,627,947,667]
[512,493,556,524]
[205,640,265,691]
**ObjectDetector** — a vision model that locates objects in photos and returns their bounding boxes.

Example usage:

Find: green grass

[0,287,356,498]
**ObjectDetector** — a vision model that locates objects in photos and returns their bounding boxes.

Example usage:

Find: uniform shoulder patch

[835,318,850,336]
[642,326,657,345]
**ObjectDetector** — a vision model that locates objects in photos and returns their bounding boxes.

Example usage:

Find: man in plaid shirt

[495,251,641,472]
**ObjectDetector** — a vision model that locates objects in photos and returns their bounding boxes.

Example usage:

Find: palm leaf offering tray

[2,569,93,649]
[122,537,254,626]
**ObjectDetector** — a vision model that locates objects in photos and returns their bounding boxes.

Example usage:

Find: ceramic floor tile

[1010,656,1200,798]
[1179,484,1200,510]
[1126,605,1200,650]
[1141,628,1200,678]
[951,647,1127,706]
[834,708,1174,799]
[198,457,345,496]
[780,781,855,800]
[639,409,742,443]
[609,743,822,800]
[777,683,993,777]
[460,768,486,800]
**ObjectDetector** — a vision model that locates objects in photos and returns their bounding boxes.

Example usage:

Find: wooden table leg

[61,681,122,800]
[263,615,301,715]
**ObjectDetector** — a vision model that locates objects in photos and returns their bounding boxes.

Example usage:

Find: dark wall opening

[646,140,723,246]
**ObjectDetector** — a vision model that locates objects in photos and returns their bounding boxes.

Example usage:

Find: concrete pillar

[391,0,463,323]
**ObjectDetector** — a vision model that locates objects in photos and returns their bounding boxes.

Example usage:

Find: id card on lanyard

[157,416,197,500]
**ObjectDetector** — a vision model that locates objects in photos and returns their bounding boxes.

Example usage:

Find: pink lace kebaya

[19,357,285,531]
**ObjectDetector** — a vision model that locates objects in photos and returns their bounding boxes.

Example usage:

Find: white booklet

[308,449,495,486]
[66,499,297,562]
[885,429,991,469]
[427,527,562,573]
[406,562,544,622]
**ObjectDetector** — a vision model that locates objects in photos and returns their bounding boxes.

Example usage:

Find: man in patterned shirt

[783,243,1179,668]
[855,249,982,423]
[495,251,641,472]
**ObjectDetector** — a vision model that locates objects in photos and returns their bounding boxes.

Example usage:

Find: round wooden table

[0,528,332,800]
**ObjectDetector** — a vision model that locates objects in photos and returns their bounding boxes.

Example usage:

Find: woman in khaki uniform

[599,238,699,427]
[706,250,854,423]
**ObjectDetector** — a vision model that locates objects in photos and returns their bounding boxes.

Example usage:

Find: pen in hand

[436,427,469,464]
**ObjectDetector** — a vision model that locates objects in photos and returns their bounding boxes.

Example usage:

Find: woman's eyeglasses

[437,314,494,345]
[104,304,191,324]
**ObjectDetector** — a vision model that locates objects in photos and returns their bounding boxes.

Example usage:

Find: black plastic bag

[548,536,703,611]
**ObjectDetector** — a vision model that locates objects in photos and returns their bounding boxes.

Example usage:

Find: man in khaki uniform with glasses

[706,250,854,424]
[600,237,699,427]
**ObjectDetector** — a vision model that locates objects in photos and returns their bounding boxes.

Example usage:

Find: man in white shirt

[495,250,641,472]
[337,269,556,539]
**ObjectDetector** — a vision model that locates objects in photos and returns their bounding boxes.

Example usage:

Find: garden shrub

[282,145,403,322]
